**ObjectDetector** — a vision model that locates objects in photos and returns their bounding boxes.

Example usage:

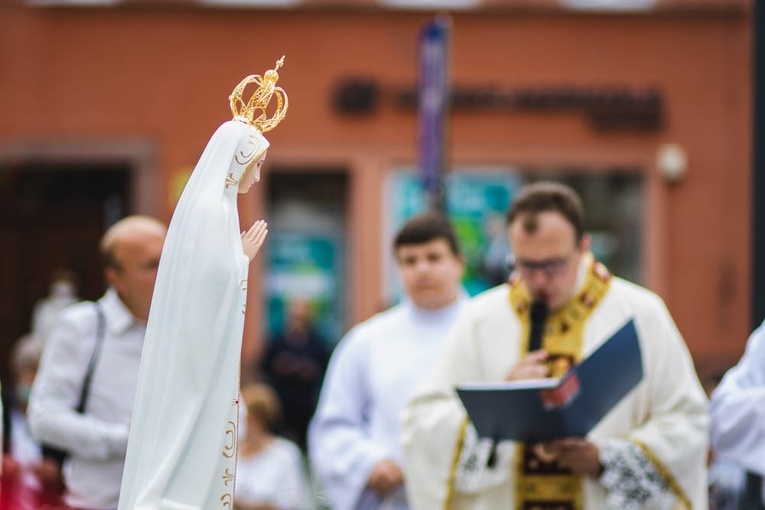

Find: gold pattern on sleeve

[220,419,238,507]
[443,417,470,510]
[222,468,235,487]
[630,438,692,509]
[222,420,237,459]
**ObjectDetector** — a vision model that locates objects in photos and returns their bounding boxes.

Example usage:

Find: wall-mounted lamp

[657,143,688,184]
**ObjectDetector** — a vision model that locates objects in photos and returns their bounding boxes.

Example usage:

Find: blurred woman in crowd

[235,383,311,510]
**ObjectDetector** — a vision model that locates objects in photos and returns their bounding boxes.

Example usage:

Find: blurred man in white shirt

[29,216,166,510]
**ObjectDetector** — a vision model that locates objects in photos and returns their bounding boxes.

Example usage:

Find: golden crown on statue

[229,56,288,133]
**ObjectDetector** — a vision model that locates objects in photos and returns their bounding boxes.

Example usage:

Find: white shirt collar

[405,289,469,322]
[99,287,142,335]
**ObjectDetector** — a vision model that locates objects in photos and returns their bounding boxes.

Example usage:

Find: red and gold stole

[508,255,611,510]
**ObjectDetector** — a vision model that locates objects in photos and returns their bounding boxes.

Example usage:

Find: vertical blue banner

[418,15,451,212]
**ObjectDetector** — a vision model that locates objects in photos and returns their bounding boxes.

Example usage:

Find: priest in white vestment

[309,213,469,510]
[710,320,765,505]
[118,59,287,510]
[402,182,709,510]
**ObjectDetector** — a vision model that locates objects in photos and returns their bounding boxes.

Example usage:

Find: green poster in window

[388,170,520,300]
[266,232,344,344]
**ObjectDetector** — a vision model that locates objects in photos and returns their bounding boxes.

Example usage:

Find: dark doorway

[0,161,130,384]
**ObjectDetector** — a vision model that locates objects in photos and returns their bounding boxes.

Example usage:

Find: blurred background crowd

[0,0,760,508]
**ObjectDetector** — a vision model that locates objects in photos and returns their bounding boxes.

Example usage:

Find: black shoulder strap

[75,302,105,414]
[743,471,765,510]
[40,302,106,468]
[1,390,12,453]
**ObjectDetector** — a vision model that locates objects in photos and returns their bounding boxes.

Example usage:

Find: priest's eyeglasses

[507,254,573,279]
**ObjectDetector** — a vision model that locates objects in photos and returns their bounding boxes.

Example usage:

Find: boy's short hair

[393,212,461,256]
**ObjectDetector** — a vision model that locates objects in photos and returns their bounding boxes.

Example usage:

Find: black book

[455,319,643,443]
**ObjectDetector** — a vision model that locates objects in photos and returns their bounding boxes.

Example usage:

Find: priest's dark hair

[506,182,585,243]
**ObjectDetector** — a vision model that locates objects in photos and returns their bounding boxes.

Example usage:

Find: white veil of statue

[118,59,287,510]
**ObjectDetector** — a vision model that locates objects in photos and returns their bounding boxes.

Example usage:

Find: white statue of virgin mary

[118,59,288,510]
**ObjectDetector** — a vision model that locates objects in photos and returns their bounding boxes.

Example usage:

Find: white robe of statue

[118,120,269,510]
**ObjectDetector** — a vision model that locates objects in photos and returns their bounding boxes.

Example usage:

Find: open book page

[457,378,561,391]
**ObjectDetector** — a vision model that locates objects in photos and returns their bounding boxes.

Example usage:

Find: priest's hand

[241,220,268,262]
[542,438,603,477]
[368,459,404,496]
[505,350,549,381]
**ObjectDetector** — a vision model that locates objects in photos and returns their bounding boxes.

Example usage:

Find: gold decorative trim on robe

[630,438,692,509]
[444,418,471,509]
[509,254,612,510]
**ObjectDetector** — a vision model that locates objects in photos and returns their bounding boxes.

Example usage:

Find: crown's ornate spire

[229,56,288,133]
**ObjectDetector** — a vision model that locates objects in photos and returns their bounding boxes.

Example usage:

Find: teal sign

[266,232,344,343]
[388,170,520,299]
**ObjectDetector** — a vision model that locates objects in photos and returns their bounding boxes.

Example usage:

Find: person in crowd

[309,212,469,510]
[710,320,765,509]
[708,458,747,510]
[262,299,329,451]
[31,267,80,344]
[1,334,64,509]
[235,382,312,510]
[480,212,512,287]
[28,215,167,510]
[402,181,709,509]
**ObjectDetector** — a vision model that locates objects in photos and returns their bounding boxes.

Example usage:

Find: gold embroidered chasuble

[401,253,709,510]
[507,256,611,510]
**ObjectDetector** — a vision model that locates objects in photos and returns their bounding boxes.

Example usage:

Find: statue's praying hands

[242,220,268,262]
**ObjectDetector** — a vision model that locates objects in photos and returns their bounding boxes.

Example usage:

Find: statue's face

[238,149,267,194]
